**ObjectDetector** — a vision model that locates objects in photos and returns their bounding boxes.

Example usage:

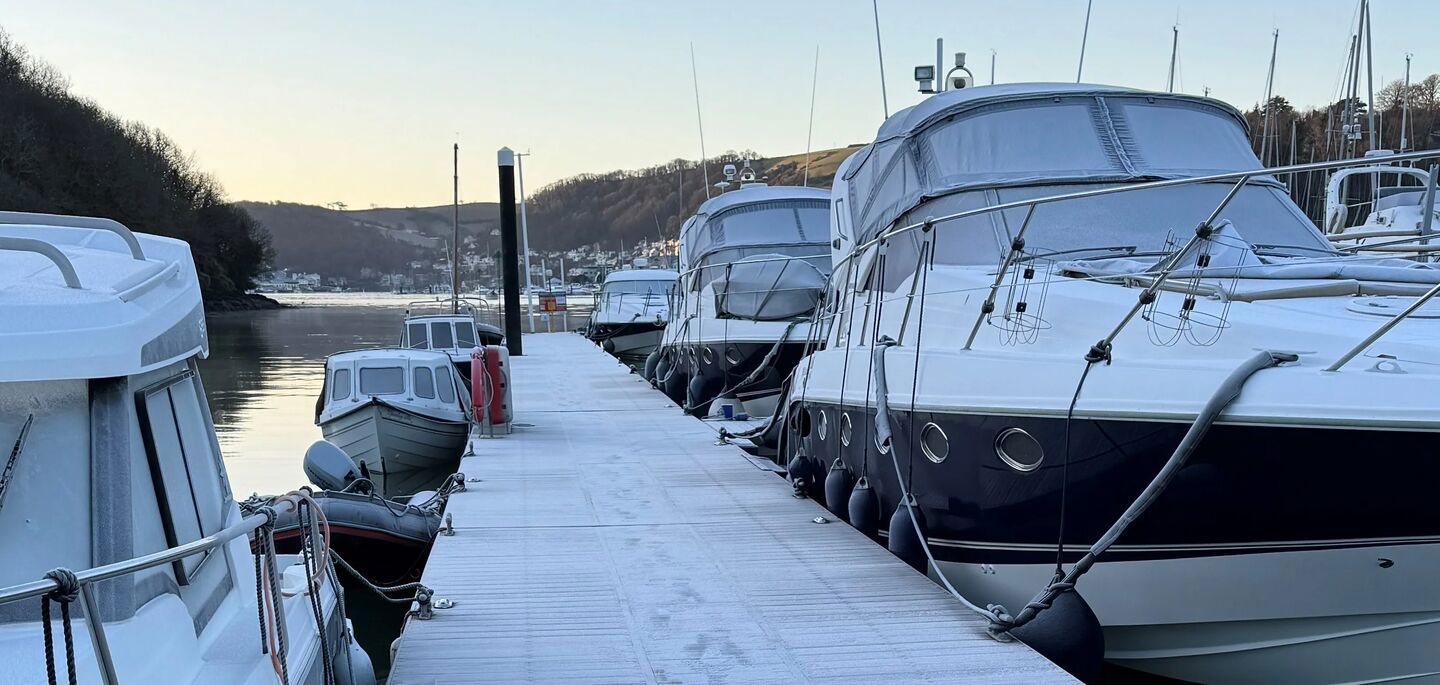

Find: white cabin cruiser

[316,349,469,496]
[401,300,503,385]
[0,212,373,684]
[1322,153,1440,258]
[788,83,1440,683]
[585,269,677,365]
[655,181,832,417]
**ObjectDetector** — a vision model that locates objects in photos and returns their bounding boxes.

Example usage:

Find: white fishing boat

[654,165,833,417]
[585,268,677,364]
[401,299,503,385]
[0,211,373,684]
[316,349,470,493]
[788,83,1440,683]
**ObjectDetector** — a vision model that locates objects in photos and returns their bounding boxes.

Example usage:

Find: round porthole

[701,346,715,365]
[995,428,1043,472]
[921,423,949,463]
[839,412,853,446]
[724,346,745,365]
[817,409,829,441]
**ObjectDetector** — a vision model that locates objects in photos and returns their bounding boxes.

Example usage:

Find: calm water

[200,292,590,496]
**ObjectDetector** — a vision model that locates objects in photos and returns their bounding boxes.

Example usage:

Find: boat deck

[386,333,1072,684]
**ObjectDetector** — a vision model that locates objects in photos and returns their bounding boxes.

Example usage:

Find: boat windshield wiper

[1012,245,1137,264]
[0,415,34,515]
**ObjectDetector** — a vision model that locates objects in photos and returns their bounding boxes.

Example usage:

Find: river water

[200,292,591,496]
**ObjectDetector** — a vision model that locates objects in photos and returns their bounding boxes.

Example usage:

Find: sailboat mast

[1167,24,1179,92]
[1401,53,1413,152]
[1259,30,1279,166]
[1362,0,1376,152]
[452,143,460,314]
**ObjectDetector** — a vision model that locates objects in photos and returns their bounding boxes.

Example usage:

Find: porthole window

[701,346,715,365]
[921,423,949,463]
[724,347,744,365]
[790,406,812,438]
[995,428,1043,472]
[839,412,853,446]
[818,410,829,441]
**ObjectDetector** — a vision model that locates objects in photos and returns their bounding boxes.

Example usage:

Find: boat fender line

[991,349,1296,630]
[331,548,433,608]
[39,567,80,685]
[726,321,801,398]
[867,339,1042,629]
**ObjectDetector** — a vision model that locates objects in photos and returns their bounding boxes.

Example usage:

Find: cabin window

[413,366,436,399]
[137,373,225,584]
[359,367,405,395]
[407,323,429,349]
[455,322,476,348]
[435,367,457,404]
[330,368,351,401]
[430,322,455,349]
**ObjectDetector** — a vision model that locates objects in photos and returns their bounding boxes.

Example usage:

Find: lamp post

[516,151,536,333]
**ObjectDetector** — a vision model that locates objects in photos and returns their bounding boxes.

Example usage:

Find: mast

[451,143,460,314]
[1076,0,1093,83]
[1363,0,1376,152]
[1401,53,1413,152]
[1258,30,1279,167]
[803,44,820,187]
[871,0,890,118]
[1166,24,1179,92]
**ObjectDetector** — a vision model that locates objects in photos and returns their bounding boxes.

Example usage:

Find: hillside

[247,146,860,280]
[0,32,271,296]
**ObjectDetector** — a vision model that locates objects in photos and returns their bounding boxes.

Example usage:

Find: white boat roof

[326,348,455,367]
[0,212,207,382]
[603,269,678,284]
[690,185,830,219]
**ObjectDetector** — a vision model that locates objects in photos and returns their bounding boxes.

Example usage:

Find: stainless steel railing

[0,512,272,685]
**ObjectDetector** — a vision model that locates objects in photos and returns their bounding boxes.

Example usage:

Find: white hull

[320,401,468,477]
[936,542,1440,683]
[608,328,663,357]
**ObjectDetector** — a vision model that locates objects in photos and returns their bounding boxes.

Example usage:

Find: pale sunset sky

[4,0,1437,207]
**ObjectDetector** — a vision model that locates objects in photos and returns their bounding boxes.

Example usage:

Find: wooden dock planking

[386,333,1073,684]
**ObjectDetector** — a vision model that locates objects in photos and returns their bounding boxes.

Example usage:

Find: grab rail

[0,236,82,289]
[0,211,146,261]
[0,512,272,685]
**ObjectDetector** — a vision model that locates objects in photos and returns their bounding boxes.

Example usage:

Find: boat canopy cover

[679,186,831,270]
[842,82,1263,246]
[715,255,828,321]
[602,268,679,284]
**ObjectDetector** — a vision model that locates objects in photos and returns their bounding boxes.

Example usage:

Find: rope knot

[43,568,79,604]
[255,505,279,529]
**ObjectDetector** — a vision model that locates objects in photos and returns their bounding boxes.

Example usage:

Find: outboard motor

[303,440,360,491]
[715,254,826,321]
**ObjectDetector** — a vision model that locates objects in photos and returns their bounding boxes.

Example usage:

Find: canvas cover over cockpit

[678,186,832,271]
[843,83,1266,246]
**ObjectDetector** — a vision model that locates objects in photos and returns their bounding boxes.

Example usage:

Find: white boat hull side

[936,542,1440,684]
[607,328,663,357]
[320,402,468,476]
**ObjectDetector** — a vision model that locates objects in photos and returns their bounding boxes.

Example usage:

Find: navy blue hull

[794,400,1440,563]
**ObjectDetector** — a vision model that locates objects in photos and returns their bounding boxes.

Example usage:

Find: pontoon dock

[386,333,1072,684]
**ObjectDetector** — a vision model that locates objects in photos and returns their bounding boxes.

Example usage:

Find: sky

[3,0,1438,207]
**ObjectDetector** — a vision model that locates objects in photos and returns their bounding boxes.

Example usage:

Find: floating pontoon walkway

[386,333,1072,684]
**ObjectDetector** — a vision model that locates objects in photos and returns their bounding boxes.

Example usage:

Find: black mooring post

[497,147,524,355]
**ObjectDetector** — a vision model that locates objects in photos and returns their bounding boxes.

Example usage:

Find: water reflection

[201,299,411,496]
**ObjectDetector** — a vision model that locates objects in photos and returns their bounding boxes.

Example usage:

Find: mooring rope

[39,567,79,685]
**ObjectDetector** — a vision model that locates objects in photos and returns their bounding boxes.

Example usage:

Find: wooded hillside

[0,31,271,295]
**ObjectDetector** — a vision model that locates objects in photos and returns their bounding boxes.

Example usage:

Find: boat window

[359,366,405,395]
[330,368,351,401]
[687,199,830,268]
[455,322,476,348]
[407,322,429,350]
[137,374,225,583]
[435,367,457,403]
[413,366,436,399]
[920,100,1115,190]
[430,321,455,349]
[694,245,832,292]
[1110,99,1259,173]
[990,182,1331,257]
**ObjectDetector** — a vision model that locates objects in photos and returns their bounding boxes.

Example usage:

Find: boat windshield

[602,280,672,298]
[693,244,832,292]
[882,181,1332,289]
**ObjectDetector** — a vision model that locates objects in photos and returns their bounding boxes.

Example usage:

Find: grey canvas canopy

[843,82,1267,246]
[678,185,832,271]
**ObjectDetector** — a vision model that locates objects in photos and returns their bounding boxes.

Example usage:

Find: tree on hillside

[0,30,272,295]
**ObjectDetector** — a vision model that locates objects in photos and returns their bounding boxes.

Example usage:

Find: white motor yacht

[1322,153,1440,258]
[789,83,1440,683]
[585,268,677,365]
[0,211,373,685]
[655,171,833,417]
